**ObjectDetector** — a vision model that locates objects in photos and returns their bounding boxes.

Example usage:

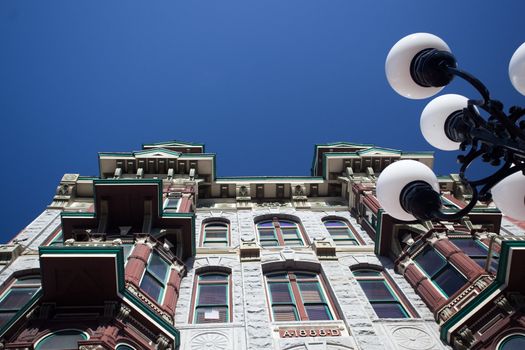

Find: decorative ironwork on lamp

[377,33,525,222]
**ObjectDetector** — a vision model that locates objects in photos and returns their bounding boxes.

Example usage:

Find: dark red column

[125,243,151,287]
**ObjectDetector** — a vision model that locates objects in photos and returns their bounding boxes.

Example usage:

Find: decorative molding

[391,326,435,350]
[190,332,229,350]
[125,283,173,323]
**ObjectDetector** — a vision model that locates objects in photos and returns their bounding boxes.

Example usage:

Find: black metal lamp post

[376,33,525,222]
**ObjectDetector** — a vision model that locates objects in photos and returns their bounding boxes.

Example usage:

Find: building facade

[0,140,524,350]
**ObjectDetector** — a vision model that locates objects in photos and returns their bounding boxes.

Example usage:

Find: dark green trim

[61,212,95,218]
[374,209,384,255]
[0,289,42,337]
[439,240,525,343]
[38,246,180,346]
[142,139,205,148]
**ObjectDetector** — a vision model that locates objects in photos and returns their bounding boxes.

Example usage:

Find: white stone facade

[175,204,450,350]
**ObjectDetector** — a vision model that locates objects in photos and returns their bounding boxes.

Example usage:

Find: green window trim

[414,246,468,298]
[139,251,170,304]
[323,220,359,246]
[34,329,88,350]
[203,222,229,247]
[0,276,41,329]
[266,272,334,322]
[353,269,410,319]
[256,220,305,247]
[193,273,230,324]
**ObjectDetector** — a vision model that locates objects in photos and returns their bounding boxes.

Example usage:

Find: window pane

[279,221,296,228]
[450,239,487,256]
[261,240,279,247]
[500,335,525,350]
[272,305,298,322]
[415,247,446,277]
[0,288,38,310]
[305,304,331,320]
[200,274,228,281]
[298,282,324,303]
[353,270,381,277]
[0,312,15,327]
[266,273,288,280]
[327,228,351,238]
[140,272,163,301]
[198,284,227,305]
[372,303,408,318]
[294,273,317,279]
[195,306,228,323]
[206,223,227,229]
[281,228,299,239]
[434,265,467,297]
[358,281,396,301]
[116,345,135,350]
[269,283,293,303]
[36,330,87,350]
[205,230,227,240]
[324,220,346,227]
[14,277,41,285]
[148,253,169,282]
[164,198,179,209]
[257,221,274,228]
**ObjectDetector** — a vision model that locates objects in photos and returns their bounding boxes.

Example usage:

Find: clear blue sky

[1,1,524,241]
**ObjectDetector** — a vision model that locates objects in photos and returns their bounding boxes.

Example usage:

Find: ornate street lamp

[377,33,525,222]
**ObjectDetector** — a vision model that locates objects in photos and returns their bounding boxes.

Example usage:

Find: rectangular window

[414,246,467,298]
[140,252,170,303]
[0,276,41,327]
[266,272,333,322]
[257,220,305,247]
[194,274,230,323]
[163,198,180,213]
[450,238,499,274]
[354,269,410,318]
[203,222,229,247]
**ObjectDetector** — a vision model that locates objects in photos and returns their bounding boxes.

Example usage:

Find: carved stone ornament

[156,334,171,350]
[79,346,107,350]
[190,332,229,350]
[391,327,435,350]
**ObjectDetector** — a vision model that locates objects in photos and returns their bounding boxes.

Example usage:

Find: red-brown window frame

[256,217,310,247]
[264,270,339,322]
[199,219,231,247]
[188,270,233,324]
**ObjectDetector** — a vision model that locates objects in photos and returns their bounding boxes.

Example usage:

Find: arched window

[192,272,231,324]
[414,245,467,298]
[0,275,41,328]
[35,329,88,350]
[498,334,525,350]
[202,221,229,247]
[323,219,359,245]
[139,251,170,303]
[352,268,412,318]
[116,344,136,350]
[257,219,305,247]
[265,271,334,321]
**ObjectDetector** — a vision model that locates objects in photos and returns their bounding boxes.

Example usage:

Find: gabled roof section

[311,142,374,176]
[133,148,182,158]
[356,147,402,156]
[142,140,205,153]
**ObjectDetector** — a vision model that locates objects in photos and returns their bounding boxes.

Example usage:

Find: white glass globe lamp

[385,33,452,99]
[420,94,471,151]
[509,42,525,96]
[376,160,440,221]
[492,170,525,220]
